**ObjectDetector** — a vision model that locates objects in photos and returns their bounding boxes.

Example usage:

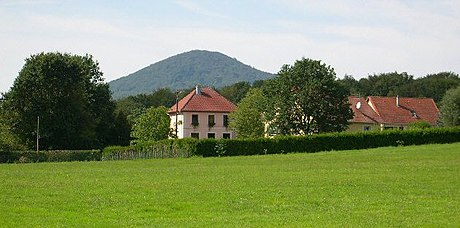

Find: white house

[168,86,237,139]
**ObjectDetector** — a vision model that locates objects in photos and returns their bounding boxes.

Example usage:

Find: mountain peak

[109,50,274,99]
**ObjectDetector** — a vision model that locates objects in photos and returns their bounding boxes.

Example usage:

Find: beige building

[168,86,236,139]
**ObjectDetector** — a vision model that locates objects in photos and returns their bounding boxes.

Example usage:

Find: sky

[1,0,459,93]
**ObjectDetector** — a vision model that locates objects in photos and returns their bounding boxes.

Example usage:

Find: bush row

[102,127,460,160]
[102,138,198,160]
[0,150,101,163]
[197,127,460,157]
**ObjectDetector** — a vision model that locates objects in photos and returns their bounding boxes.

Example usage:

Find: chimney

[195,85,201,95]
[396,95,400,107]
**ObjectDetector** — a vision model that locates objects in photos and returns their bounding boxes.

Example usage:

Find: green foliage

[407,120,433,129]
[263,58,352,135]
[102,138,197,160]
[367,72,413,96]
[0,108,26,151]
[440,85,460,126]
[229,88,266,138]
[1,52,119,150]
[131,106,171,142]
[398,72,460,103]
[0,150,101,163]
[109,50,274,99]
[218,81,251,104]
[339,71,459,102]
[102,127,460,160]
[192,127,460,157]
[115,88,176,117]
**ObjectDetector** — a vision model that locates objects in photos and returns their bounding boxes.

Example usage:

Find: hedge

[102,127,460,160]
[0,150,101,163]
[102,138,198,160]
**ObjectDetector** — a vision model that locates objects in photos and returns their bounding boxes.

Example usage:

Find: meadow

[0,143,459,227]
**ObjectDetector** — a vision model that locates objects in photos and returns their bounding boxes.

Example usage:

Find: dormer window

[411,111,419,118]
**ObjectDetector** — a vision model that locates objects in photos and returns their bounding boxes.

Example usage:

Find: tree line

[1,52,459,150]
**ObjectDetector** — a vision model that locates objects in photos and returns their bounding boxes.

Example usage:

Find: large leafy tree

[2,52,117,149]
[229,88,266,138]
[263,58,352,135]
[131,106,171,142]
[440,85,460,126]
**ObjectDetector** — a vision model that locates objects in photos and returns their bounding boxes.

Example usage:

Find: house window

[191,133,199,139]
[207,133,215,139]
[223,115,229,128]
[363,126,370,131]
[208,115,215,128]
[223,133,231,139]
[191,114,199,127]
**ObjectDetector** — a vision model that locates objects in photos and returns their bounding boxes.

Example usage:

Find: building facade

[169,86,236,139]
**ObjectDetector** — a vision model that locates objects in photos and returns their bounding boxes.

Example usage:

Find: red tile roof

[349,96,439,126]
[169,87,236,113]
[348,96,383,124]
[368,96,439,125]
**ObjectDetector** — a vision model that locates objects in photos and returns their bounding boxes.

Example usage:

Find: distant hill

[109,50,275,99]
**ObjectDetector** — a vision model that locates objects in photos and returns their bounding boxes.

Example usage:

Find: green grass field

[1,143,459,227]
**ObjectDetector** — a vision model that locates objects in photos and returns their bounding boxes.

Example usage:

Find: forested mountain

[109,50,274,99]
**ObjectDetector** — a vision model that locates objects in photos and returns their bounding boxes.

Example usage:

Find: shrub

[0,150,101,163]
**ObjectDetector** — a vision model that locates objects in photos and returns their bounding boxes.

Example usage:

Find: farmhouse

[168,86,236,139]
[348,96,440,132]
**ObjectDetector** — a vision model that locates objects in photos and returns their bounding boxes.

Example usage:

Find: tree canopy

[1,52,119,150]
[338,71,459,103]
[131,106,171,142]
[263,58,352,135]
[229,88,266,138]
[440,85,460,127]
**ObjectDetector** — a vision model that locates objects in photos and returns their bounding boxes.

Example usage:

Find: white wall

[172,112,234,139]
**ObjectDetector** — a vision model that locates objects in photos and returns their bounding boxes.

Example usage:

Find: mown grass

[0,143,459,227]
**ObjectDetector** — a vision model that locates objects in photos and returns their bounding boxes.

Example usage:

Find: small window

[192,114,199,127]
[363,126,370,131]
[191,133,199,139]
[207,133,215,139]
[223,115,229,128]
[223,133,231,139]
[208,115,215,128]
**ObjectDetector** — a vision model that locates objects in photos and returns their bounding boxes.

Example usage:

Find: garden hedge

[0,150,101,163]
[102,127,460,160]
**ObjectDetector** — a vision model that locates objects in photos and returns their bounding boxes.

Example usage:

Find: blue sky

[1,0,459,93]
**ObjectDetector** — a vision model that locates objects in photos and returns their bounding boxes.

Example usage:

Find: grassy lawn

[0,143,459,227]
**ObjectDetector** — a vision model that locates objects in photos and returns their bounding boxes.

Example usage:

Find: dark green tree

[337,74,360,96]
[263,58,353,135]
[115,88,176,121]
[398,72,460,103]
[439,85,460,126]
[131,106,171,142]
[367,72,414,96]
[229,88,267,138]
[218,81,251,104]
[2,52,117,149]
